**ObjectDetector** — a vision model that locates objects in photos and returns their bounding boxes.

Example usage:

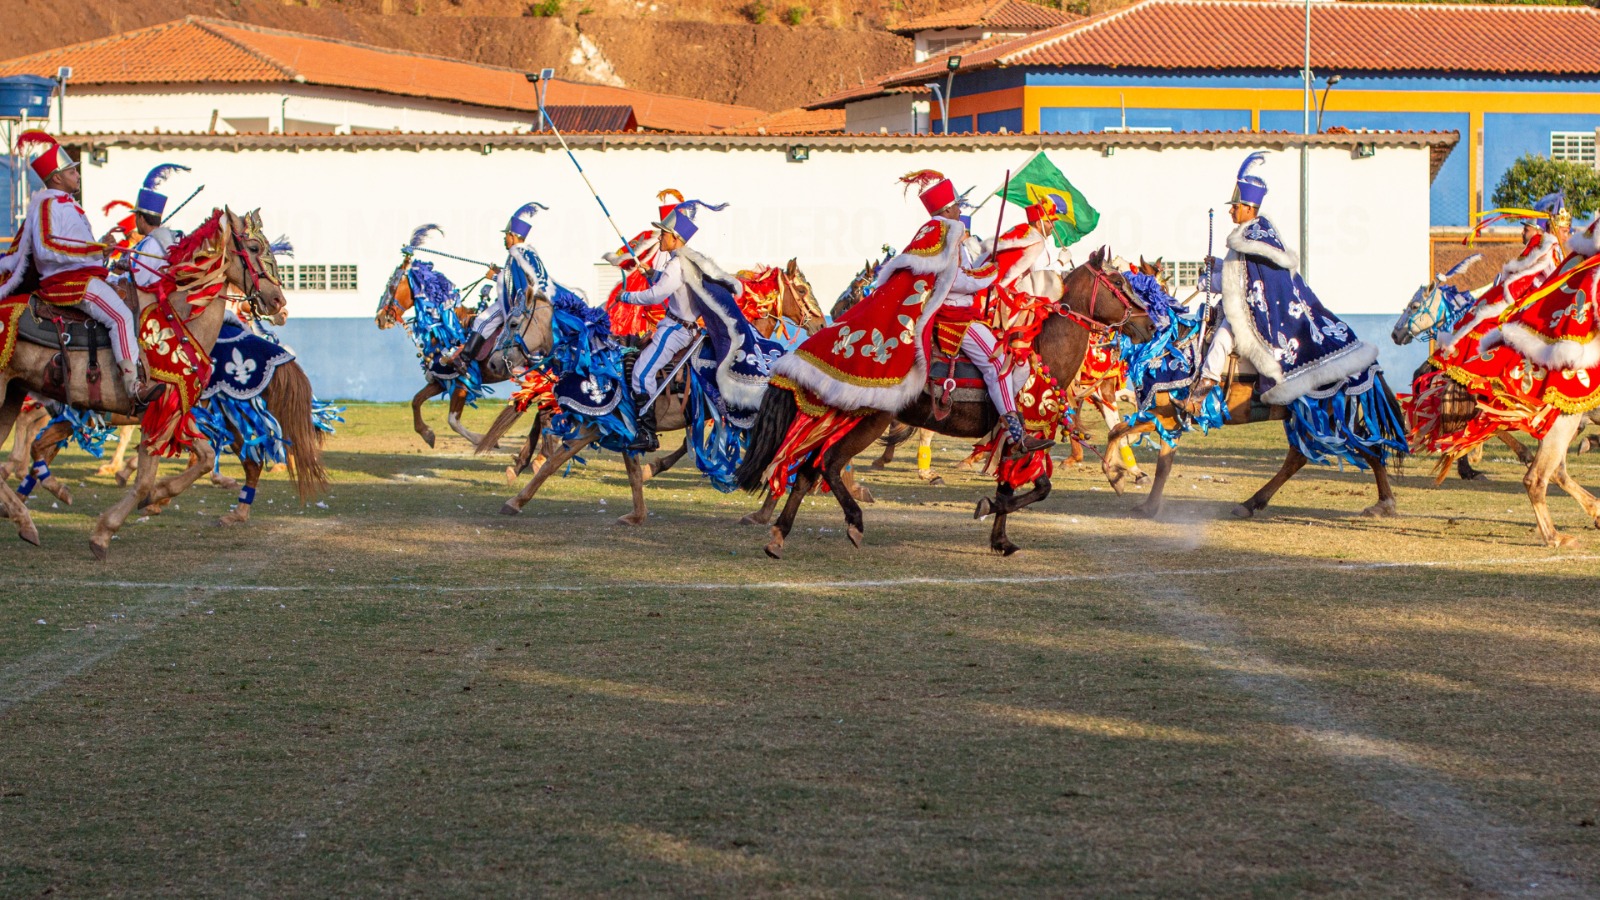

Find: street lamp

[943,55,961,135]
[924,83,947,136]
[1299,0,1312,280]
[1315,73,1342,133]
[525,68,556,131]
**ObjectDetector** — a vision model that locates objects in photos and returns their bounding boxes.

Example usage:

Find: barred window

[1173,260,1204,287]
[297,264,328,291]
[924,37,973,56]
[278,264,295,285]
[1551,132,1596,166]
[329,265,358,291]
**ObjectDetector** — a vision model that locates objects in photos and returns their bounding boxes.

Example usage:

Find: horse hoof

[974,497,992,520]
[422,432,436,449]
[1231,504,1256,519]
[739,511,770,526]
[847,525,863,548]
[1550,533,1579,548]
[115,472,132,488]
[499,501,522,516]
[851,486,876,504]
[1132,473,1151,487]
[89,538,107,560]
[922,475,946,487]
[869,460,888,471]
[1106,473,1127,497]
[51,487,73,506]
[991,541,1020,556]
[18,524,40,547]
[1129,503,1157,519]
[616,513,645,526]
[764,542,783,559]
[1361,498,1398,518]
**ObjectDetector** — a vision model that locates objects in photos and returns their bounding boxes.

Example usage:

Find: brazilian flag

[998,152,1099,247]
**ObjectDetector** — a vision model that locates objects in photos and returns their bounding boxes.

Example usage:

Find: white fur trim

[676,246,763,410]
[1569,224,1600,258]
[1217,253,1284,384]
[1499,322,1600,372]
[991,228,1046,288]
[1260,341,1378,405]
[1225,219,1299,271]
[1500,233,1560,281]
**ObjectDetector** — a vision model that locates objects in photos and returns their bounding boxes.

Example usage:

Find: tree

[1492,153,1600,218]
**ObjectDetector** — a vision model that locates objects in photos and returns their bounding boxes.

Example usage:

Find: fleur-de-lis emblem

[1274,333,1300,364]
[832,327,866,358]
[226,348,257,384]
[864,329,897,364]
[580,375,606,403]
[897,314,916,344]
[141,319,175,356]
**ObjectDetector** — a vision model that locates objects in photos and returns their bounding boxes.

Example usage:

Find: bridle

[1057,263,1148,342]
[1398,281,1472,344]
[229,218,282,323]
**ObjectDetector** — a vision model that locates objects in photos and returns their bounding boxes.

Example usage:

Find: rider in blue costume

[453,201,551,366]
[1185,151,1379,412]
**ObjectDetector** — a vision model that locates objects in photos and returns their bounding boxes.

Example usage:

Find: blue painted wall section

[1041,106,1251,133]
[976,108,1023,134]
[1484,112,1600,203]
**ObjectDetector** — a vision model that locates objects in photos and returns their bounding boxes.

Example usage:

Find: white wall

[62,84,536,135]
[843,94,927,135]
[76,139,1431,319]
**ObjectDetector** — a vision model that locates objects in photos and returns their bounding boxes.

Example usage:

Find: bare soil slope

[1,0,916,112]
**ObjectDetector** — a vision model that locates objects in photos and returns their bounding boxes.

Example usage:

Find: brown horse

[736,249,1156,557]
[0,208,288,556]
[477,260,829,525]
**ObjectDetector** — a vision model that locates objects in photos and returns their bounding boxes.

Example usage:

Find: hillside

[0,0,927,112]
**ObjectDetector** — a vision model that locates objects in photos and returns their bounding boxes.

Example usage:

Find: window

[296,264,328,291]
[329,265,358,291]
[924,37,974,56]
[1551,131,1596,166]
[1172,260,1204,288]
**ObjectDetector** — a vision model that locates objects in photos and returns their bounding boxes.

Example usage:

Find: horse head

[831,257,877,319]
[1071,247,1156,344]
[1138,255,1172,294]
[1391,253,1483,346]
[779,258,826,333]
[225,208,289,322]
[376,256,416,330]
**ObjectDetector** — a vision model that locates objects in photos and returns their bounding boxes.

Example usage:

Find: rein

[1057,265,1145,341]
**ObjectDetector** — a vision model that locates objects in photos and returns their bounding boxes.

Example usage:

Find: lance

[161,184,205,225]
[403,244,497,269]
[47,235,166,260]
[1188,207,1218,405]
[536,106,647,272]
[641,332,707,413]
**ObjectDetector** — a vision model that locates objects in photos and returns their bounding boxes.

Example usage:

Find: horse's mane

[407,260,460,311]
[168,209,226,265]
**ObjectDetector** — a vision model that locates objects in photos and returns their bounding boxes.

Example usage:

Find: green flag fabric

[996,152,1099,247]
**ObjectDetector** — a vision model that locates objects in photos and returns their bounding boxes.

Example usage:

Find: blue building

[818,0,1600,229]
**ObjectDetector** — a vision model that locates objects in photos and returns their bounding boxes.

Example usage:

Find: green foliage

[783,3,809,24]
[1492,153,1600,218]
[524,0,563,15]
[743,0,770,22]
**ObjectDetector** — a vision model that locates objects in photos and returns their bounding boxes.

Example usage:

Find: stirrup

[1003,434,1055,460]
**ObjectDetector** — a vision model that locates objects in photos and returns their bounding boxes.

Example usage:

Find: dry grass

[2,403,1599,896]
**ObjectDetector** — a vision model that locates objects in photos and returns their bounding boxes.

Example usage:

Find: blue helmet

[1230,151,1268,208]
[654,198,728,243]
[135,163,190,218]
[506,201,548,239]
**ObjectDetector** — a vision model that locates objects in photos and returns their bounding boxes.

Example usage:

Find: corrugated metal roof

[544,105,637,132]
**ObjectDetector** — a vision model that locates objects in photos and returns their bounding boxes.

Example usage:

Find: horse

[1059,256,1161,484]
[736,248,1156,558]
[478,259,831,526]
[1098,287,1404,522]
[375,253,552,450]
[1388,261,1563,480]
[0,207,288,556]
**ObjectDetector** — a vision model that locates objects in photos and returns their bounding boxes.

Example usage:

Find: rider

[603,189,683,338]
[127,164,191,293]
[1185,151,1377,412]
[453,201,549,366]
[614,199,751,452]
[0,131,148,400]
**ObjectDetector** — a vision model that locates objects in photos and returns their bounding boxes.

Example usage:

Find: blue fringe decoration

[540,290,638,455]
[685,362,744,492]
[45,406,114,458]
[312,400,344,435]
[193,394,287,467]
[1283,368,1410,470]
[405,261,490,405]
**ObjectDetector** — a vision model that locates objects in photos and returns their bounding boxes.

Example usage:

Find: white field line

[10,553,1600,596]
[1137,586,1589,897]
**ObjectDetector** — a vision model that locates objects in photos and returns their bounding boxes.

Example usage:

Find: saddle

[17,296,119,403]
[924,353,989,420]
[1218,354,1288,424]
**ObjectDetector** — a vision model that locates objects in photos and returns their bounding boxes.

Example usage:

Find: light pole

[525,68,555,132]
[1299,0,1312,280]
[54,66,70,133]
[944,55,961,134]
[924,83,947,135]
[1315,73,1342,133]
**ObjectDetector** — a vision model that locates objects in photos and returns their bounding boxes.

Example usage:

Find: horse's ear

[786,258,798,275]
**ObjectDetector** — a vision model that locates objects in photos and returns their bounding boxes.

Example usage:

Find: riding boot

[1002,412,1054,459]
[1180,378,1219,417]
[453,333,486,372]
[629,391,660,452]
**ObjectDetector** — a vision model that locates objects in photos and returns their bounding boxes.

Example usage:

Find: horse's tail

[265,360,331,504]
[878,422,917,449]
[475,404,526,455]
[735,384,797,493]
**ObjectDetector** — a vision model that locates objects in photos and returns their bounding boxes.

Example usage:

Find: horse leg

[211,436,242,491]
[0,390,40,546]
[2,404,47,481]
[506,412,549,485]
[1100,391,1145,485]
[1524,415,1583,547]
[740,491,780,526]
[90,447,165,560]
[1499,432,1534,466]
[142,439,217,510]
[413,381,443,448]
[818,416,890,549]
[1128,441,1176,519]
[95,425,131,477]
[500,434,594,515]
[617,453,650,526]
[1233,446,1308,519]
[982,475,1053,556]
[841,467,874,504]
[218,457,264,526]
[766,465,825,560]
[22,422,75,505]
[1103,419,1156,496]
[446,387,487,446]
[641,439,689,481]
[870,437,895,470]
[1066,398,1086,465]
[1548,457,1600,530]
[1358,449,1399,518]
[916,430,944,486]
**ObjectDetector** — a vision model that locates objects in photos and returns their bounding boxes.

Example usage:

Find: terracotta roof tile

[725,106,845,134]
[892,0,1079,35]
[884,0,1600,79]
[806,35,1013,109]
[0,17,762,133]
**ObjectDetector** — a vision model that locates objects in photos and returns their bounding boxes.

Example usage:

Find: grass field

[3,402,1599,897]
